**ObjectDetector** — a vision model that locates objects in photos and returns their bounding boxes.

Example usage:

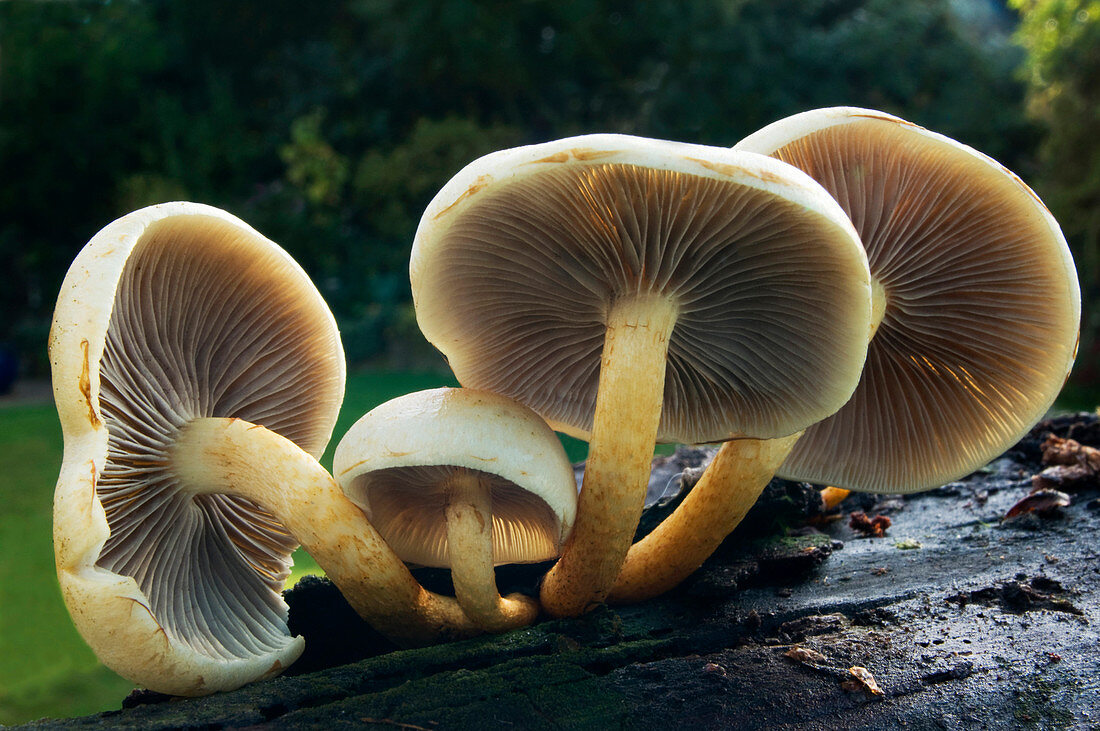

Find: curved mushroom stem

[171,417,482,646]
[608,432,802,603]
[607,280,888,604]
[444,470,539,632]
[540,294,679,617]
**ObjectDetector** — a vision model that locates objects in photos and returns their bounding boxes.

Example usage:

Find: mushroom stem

[540,293,679,617]
[606,277,886,604]
[171,417,482,645]
[608,432,802,603]
[444,470,539,631]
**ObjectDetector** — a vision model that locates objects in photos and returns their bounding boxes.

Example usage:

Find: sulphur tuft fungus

[410,134,872,616]
[51,202,344,694]
[609,107,1081,602]
[51,202,479,696]
[334,388,577,632]
[736,106,1080,491]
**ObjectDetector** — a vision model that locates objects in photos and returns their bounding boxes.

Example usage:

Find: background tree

[1012,0,1100,385]
[0,0,1045,378]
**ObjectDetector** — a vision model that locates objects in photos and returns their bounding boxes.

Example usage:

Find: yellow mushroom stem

[540,293,679,618]
[607,277,888,603]
[171,417,485,646]
[443,470,539,632]
[608,433,802,603]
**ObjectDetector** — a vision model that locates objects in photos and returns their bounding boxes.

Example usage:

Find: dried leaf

[1033,436,1100,491]
[784,646,828,664]
[1040,435,1100,469]
[845,666,885,697]
[1004,489,1071,520]
[820,486,851,512]
[849,511,892,538]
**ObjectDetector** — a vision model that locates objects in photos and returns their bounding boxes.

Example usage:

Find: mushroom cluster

[50,203,484,696]
[50,109,1080,697]
[614,107,1081,600]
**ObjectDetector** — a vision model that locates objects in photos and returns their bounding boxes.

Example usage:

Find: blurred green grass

[0,402,135,724]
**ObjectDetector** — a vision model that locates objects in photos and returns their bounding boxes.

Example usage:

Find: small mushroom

[333,388,577,632]
[411,134,872,616]
[609,108,1081,602]
[51,203,477,696]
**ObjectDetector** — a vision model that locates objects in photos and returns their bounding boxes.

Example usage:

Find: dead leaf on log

[820,486,851,511]
[1004,489,1071,521]
[842,666,885,697]
[849,511,892,538]
[1032,435,1100,491]
[784,646,828,664]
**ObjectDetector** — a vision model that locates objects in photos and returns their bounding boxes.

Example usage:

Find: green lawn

[0,402,136,724]
[0,369,476,725]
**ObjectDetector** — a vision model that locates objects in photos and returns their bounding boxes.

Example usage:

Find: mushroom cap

[735,107,1081,492]
[410,134,872,444]
[333,388,577,568]
[50,202,345,694]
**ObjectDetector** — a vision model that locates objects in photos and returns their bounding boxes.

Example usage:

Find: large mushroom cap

[736,107,1080,492]
[411,134,872,444]
[334,388,577,568]
[50,202,345,694]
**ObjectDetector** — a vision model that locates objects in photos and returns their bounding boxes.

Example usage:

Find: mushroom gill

[346,464,563,568]
[426,162,866,444]
[767,119,1079,491]
[95,215,342,660]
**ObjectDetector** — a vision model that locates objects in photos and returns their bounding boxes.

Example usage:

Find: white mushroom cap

[736,107,1081,492]
[333,388,577,567]
[410,134,872,444]
[50,202,345,694]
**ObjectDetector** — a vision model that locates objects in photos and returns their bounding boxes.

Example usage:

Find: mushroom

[410,134,872,617]
[51,202,477,696]
[333,387,577,631]
[610,108,1081,601]
[735,107,1079,490]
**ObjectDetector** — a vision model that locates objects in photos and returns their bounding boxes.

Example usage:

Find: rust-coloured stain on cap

[688,156,792,186]
[78,339,101,428]
[532,147,621,165]
[433,174,495,220]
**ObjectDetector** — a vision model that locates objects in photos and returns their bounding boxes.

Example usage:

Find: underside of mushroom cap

[737,108,1081,492]
[50,202,345,693]
[334,388,577,568]
[345,464,564,568]
[411,134,872,444]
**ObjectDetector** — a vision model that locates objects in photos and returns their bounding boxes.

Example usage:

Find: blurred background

[1,0,1097,723]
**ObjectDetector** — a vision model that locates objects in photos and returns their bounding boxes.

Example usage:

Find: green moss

[1012,676,1075,727]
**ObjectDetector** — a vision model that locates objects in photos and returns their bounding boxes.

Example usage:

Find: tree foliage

[1,0,1032,372]
[1012,0,1100,381]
